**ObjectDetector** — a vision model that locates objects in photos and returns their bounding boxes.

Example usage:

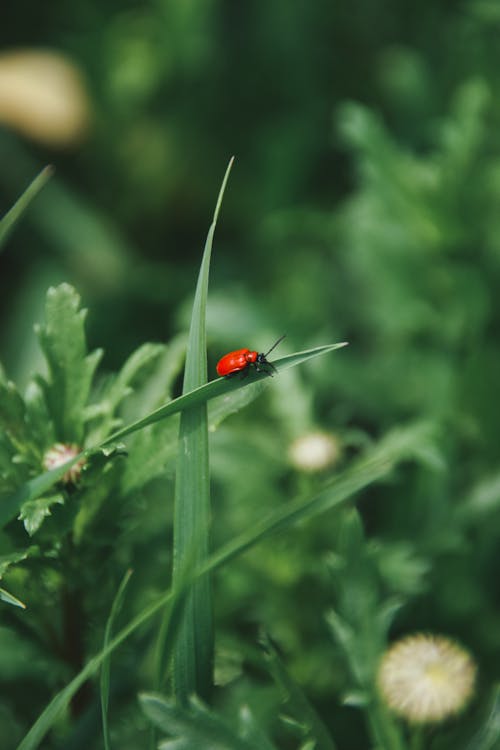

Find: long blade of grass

[15,421,431,750]
[101,569,133,750]
[171,157,234,703]
[101,342,348,444]
[1,342,347,530]
[0,166,53,251]
[204,421,433,572]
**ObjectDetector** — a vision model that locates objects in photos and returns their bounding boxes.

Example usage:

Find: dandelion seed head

[377,633,476,724]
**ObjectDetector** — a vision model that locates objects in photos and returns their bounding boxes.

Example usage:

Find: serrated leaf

[119,419,178,495]
[0,378,29,454]
[0,547,36,577]
[37,284,102,444]
[71,444,126,543]
[86,342,169,445]
[238,705,278,750]
[139,693,268,750]
[119,335,187,419]
[18,494,64,536]
[23,380,54,452]
[0,453,84,530]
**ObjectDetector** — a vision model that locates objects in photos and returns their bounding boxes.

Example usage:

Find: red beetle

[217,334,286,378]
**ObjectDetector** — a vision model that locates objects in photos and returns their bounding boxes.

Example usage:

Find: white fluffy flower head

[377,633,476,724]
[288,431,341,472]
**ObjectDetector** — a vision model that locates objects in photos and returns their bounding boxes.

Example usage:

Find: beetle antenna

[264,334,286,357]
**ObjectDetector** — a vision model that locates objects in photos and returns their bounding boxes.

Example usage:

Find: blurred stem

[410,728,424,750]
[61,582,91,718]
[366,699,406,750]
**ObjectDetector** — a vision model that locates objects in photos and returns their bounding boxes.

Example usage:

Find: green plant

[1,164,498,750]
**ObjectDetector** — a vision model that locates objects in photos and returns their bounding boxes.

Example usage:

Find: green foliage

[260,633,337,750]
[140,692,277,750]
[2,4,500,748]
[36,284,103,444]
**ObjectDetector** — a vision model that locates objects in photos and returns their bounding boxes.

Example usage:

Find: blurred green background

[2,1,500,748]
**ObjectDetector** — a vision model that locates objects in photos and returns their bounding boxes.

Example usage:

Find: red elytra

[216,335,285,378]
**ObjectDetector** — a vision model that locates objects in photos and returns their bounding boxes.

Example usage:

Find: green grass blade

[0,166,53,251]
[260,633,337,750]
[15,421,430,750]
[101,342,348,444]
[0,586,26,609]
[101,569,133,750]
[1,342,346,529]
[204,422,434,571]
[171,157,234,703]
[1,342,347,530]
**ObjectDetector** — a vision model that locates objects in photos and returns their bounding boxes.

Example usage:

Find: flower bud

[43,443,85,484]
[288,431,341,473]
[0,50,90,146]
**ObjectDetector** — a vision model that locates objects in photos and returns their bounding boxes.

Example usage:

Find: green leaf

[101,342,348,446]
[0,547,35,577]
[37,283,103,444]
[465,685,500,750]
[0,377,33,460]
[238,705,278,750]
[116,337,187,494]
[139,693,271,750]
[0,586,26,609]
[18,494,65,536]
[0,166,53,252]
[171,157,234,703]
[24,380,54,455]
[261,633,337,750]
[0,458,82,531]
[0,548,35,609]
[86,342,169,446]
